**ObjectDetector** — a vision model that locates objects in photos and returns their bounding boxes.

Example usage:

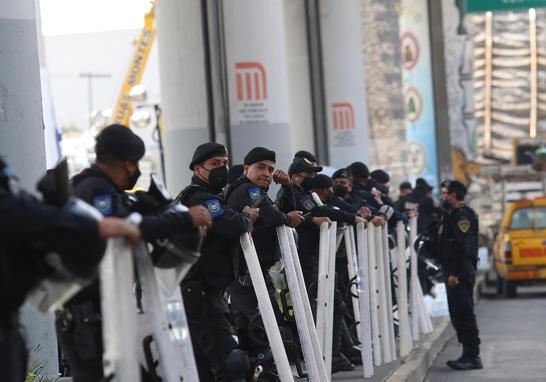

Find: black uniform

[438,204,481,359]
[0,159,101,382]
[177,176,253,381]
[58,165,193,382]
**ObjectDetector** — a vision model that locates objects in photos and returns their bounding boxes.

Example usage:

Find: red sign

[332,102,355,130]
[235,62,268,101]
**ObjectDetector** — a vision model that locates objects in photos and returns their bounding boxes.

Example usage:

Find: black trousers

[183,282,243,381]
[444,264,481,358]
[0,314,27,382]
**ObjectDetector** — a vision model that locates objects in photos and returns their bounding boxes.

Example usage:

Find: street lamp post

[79,72,111,129]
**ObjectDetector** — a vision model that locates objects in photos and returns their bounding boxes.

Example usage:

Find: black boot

[446,356,483,370]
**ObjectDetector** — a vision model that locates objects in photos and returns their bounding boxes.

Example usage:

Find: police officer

[438,180,482,370]
[224,147,304,378]
[58,125,212,382]
[0,156,139,382]
[176,143,259,381]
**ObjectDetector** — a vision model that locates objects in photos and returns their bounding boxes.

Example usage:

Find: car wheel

[503,279,517,298]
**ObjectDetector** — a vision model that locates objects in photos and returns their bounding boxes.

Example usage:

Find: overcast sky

[39,0,150,35]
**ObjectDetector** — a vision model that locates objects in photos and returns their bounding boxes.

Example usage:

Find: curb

[384,271,486,382]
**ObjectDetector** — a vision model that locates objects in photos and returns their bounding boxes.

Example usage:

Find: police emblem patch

[93,194,113,216]
[248,187,261,205]
[302,199,315,212]
[204,199,224,218]
[458,218,470,233]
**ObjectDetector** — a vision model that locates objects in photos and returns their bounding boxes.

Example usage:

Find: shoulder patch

[93,194,113,216]
[457,218,470,233]
[204,199,224,218]
[302,198,316,212]
[248,187,261,205]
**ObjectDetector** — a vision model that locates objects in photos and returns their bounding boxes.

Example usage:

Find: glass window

[535,207,546,230]
[509,207,534,230]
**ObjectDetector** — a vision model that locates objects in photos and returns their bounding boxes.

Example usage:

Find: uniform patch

[93,194,113,216]
[248,187,261,205]
[302,198,316,212]
[204,199,224,217]
[458,218,470,233]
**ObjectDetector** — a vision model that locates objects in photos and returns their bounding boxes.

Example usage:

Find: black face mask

[301,176,315,192]
[127,168,141,190]
[207,166,229,190]
[333,185,348,198]
[441,199,451,210]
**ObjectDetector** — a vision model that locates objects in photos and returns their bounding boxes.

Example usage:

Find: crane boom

[111,3,156,125]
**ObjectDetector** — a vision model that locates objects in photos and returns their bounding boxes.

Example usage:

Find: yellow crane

[110,2,157,125]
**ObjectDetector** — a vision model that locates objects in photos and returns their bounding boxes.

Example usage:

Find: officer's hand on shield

[243,205,260,221]
[447,275,460,288]
[354,216,366,226]
[287,211,305,227]
[371,215,386,227]
[99,217,141,246]
[312,216,332,226]
[358,206,372,219]
[189,205,213,228]
[272,169,290,185]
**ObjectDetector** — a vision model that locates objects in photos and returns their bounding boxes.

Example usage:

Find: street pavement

[426,286,546,382]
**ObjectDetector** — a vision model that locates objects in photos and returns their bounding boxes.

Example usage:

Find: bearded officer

[438,180,482,370]
[176,143,259,381]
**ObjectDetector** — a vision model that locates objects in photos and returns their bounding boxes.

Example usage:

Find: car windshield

[510,206,546,230]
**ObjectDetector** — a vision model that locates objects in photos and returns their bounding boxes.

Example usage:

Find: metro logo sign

[332,102,355,130]
[236,62,268,101]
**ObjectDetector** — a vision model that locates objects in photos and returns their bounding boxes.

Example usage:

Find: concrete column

[319,0,372,167]
[156,0,211,194]
[360,0,408,185]
[222,0,293,172]
[0,0,59,377]
[283,0,315,156]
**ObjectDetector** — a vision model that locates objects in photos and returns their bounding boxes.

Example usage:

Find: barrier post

[375,226,391,363]
[382,227,397,361]
[356,222,374,377]
[344,226,361,334]
[409,217,420,341]
[240,233,294,381]
[367,225,381,366]
[396,221,412,356]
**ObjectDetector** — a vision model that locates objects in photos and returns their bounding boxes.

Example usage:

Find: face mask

[301,176,315,192]
[127,168,141,190]
[441,199,451,210]
[207,166,229,190]
[333,185,348,198]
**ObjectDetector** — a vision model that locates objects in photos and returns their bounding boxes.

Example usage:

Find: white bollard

[240,233,294,382]
[382,227,397,361]
[100,238,140,382]
[344,226,361,336]
[396,221,412,357]
[316,222,330,367]
[285,227,329,381]
[375,226,391,363]
[356,223,374,377]
[409,217,420,341]
[276,226,321,382]
[367,225,382,366]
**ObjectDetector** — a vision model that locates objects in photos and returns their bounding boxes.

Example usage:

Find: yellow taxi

[494,197,546,297]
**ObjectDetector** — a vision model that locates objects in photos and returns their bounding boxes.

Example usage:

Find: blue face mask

[441,199,451,210]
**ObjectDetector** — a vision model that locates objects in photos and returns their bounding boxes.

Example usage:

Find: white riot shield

[316,221,337,378]
[408,217,420,341]
[100,238,140,382]
[277,226,327,382]
[374,226,392,363]
[366,225,381,366]
[240,233,294,382]
[396,221,412,357]
[355,223,374,377]
[133,243,199,382]
[382,227,397,361]
[343,226,360,336]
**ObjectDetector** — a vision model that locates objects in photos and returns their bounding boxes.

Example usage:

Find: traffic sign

[466,0,546,12]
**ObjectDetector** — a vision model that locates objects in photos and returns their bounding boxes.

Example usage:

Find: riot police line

[2,125,442,382]
[60,207,435,381]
